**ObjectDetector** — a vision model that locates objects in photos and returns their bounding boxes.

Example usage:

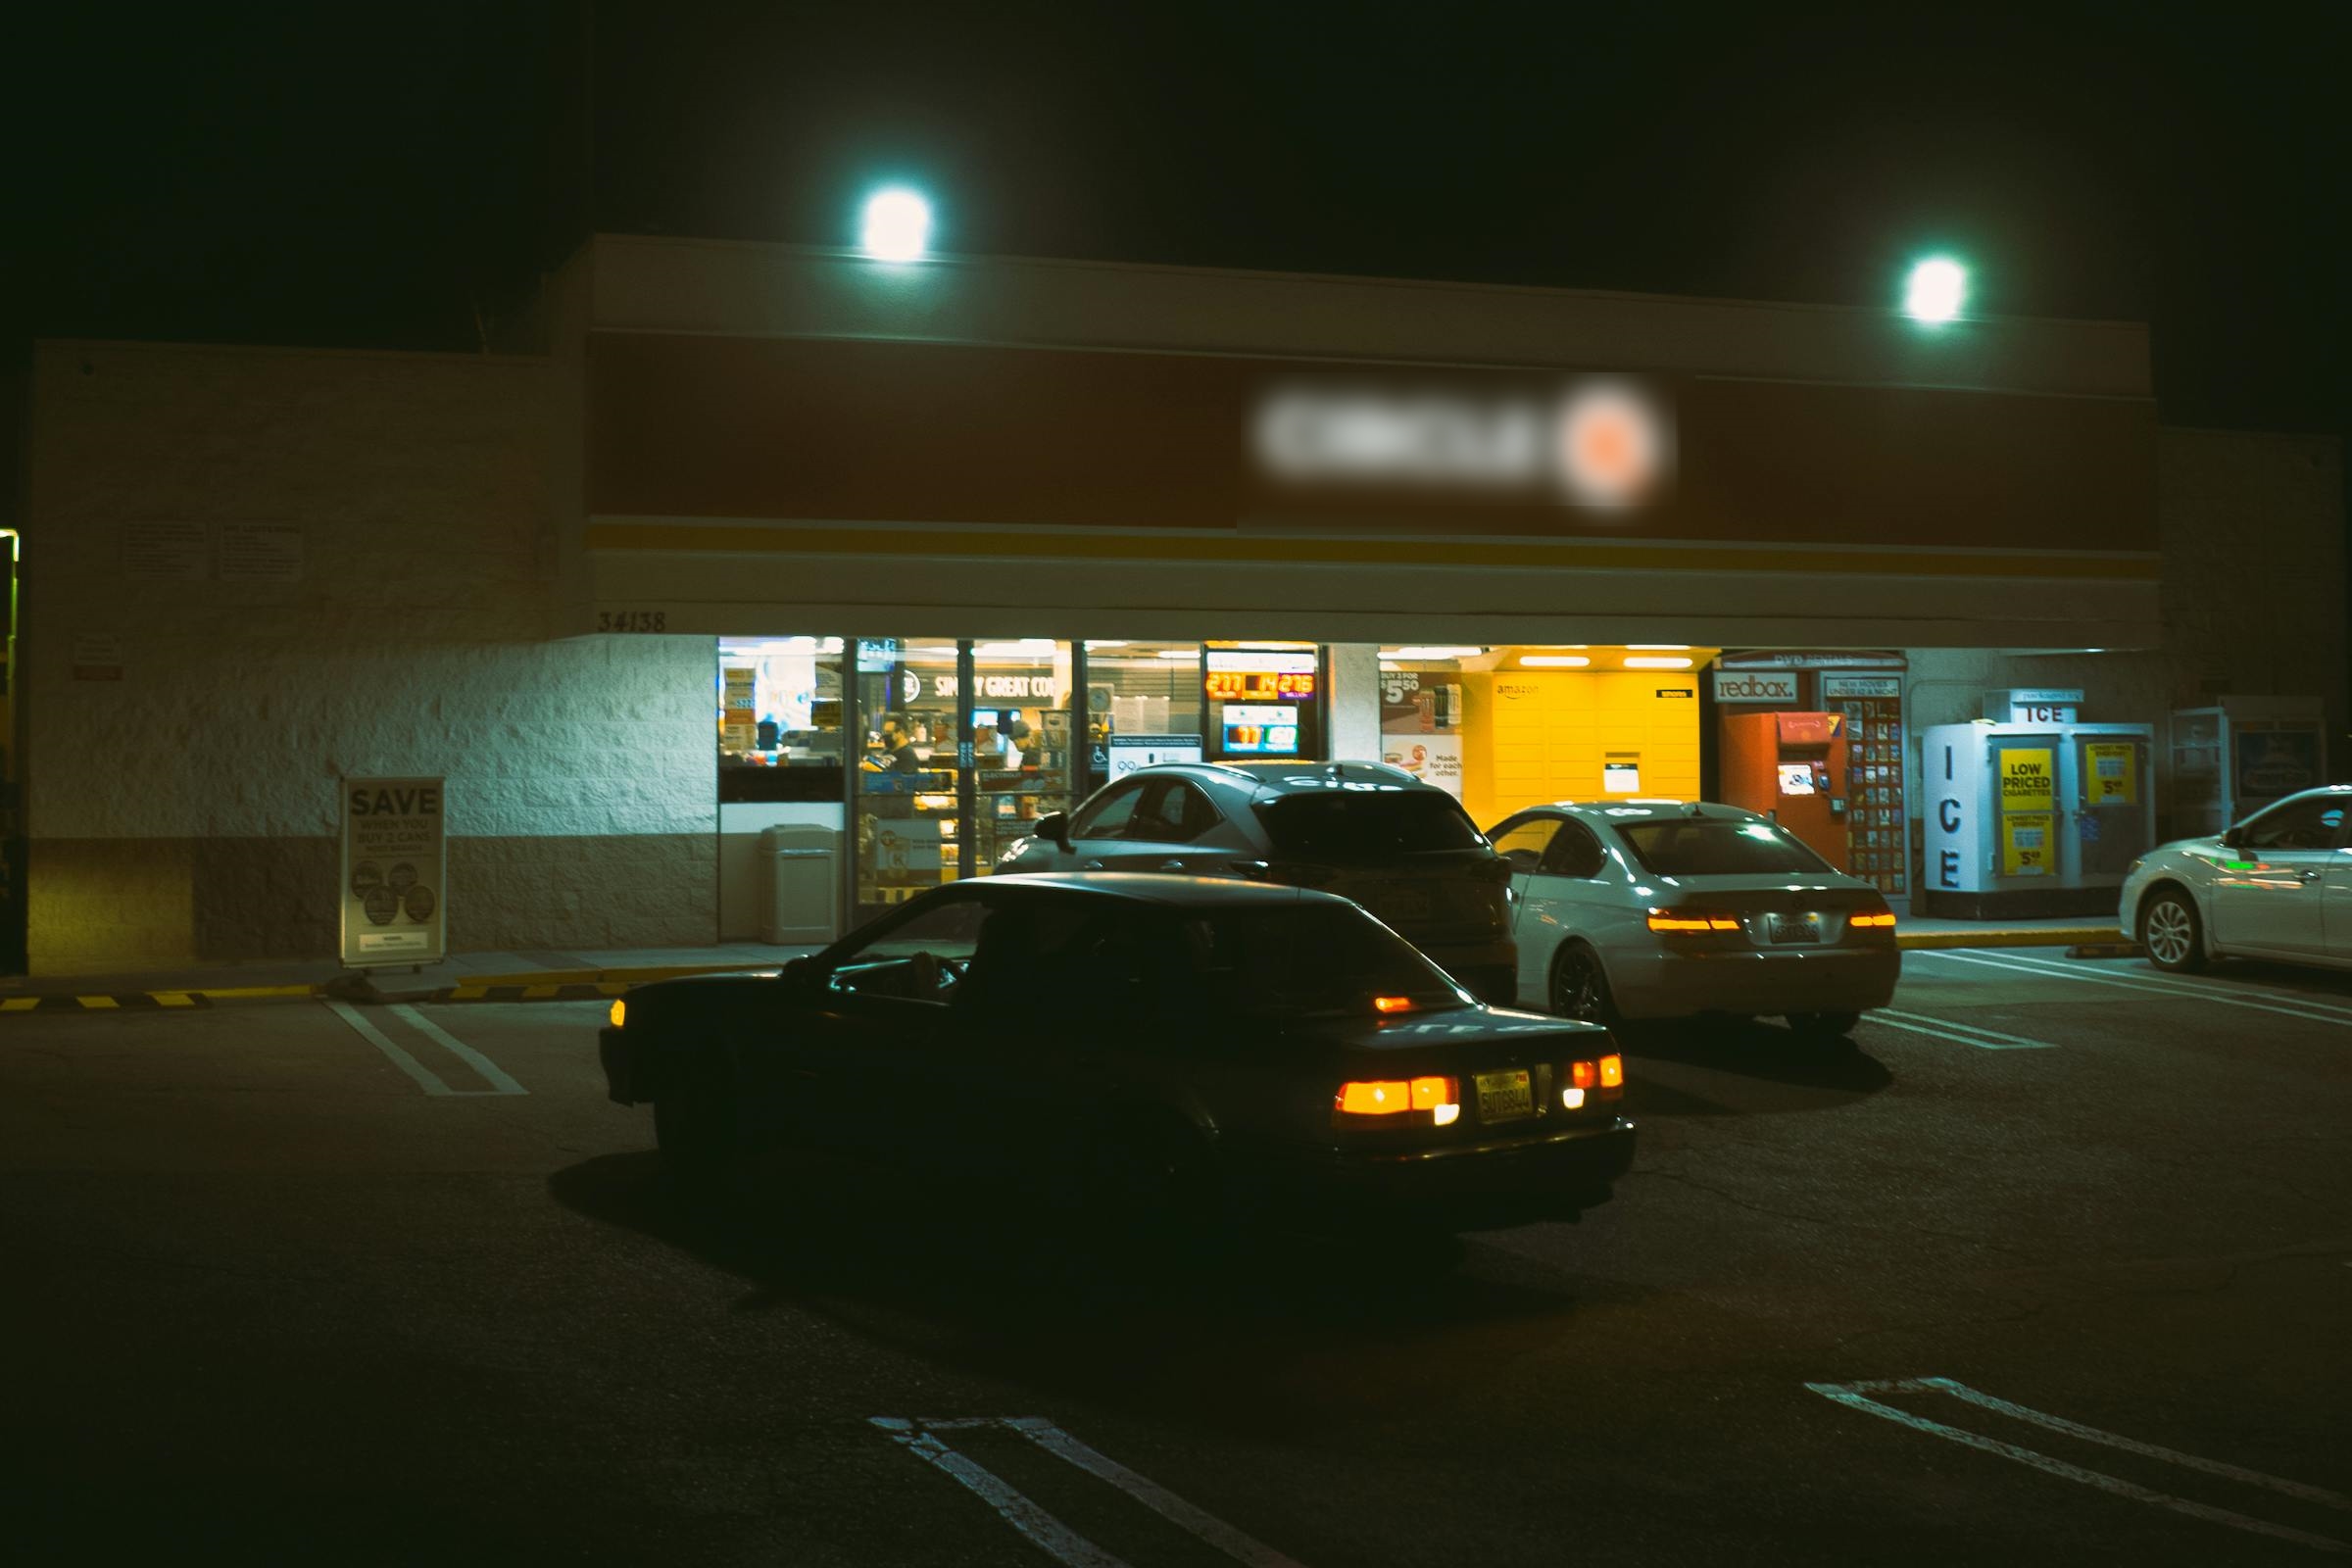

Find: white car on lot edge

[1485,800,1901,1039]
[2120,784,2352,973]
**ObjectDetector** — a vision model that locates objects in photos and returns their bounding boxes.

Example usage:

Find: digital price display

[1203,669,1318,702]
[1220,705,1299,755]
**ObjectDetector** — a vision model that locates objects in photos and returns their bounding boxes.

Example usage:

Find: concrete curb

[0,962,783,1014]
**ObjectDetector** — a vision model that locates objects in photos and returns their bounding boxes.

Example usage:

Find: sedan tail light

[1646,908,1742,933]
[1848,910,1897,929]
[1334,1075,1460,1128]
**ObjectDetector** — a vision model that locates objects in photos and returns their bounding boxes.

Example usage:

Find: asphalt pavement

[2,950,2345,1565]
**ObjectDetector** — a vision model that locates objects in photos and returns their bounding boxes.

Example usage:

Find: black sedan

[600,874,1636,1242]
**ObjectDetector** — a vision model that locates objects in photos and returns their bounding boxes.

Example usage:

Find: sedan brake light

[1848,911,1897,929]
[1334,1075,1460,1128]
[1646,908,1741,933]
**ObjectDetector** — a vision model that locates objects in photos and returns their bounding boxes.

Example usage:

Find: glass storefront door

[851,638,1075,922]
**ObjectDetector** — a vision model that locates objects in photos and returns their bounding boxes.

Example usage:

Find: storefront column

[1328,643,1382,762]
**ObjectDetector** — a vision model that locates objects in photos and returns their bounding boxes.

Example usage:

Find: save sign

[340,776,448,966]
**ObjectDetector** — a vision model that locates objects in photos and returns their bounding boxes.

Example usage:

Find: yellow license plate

[1475,1068,1534,1122]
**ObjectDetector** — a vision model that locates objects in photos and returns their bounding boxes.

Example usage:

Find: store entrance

[850,638,1075,921]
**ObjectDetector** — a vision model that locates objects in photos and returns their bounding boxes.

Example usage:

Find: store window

[717,637,846,803]
[1084,641,1205,793]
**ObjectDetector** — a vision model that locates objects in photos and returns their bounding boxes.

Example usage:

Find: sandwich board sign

[340,777,447,966]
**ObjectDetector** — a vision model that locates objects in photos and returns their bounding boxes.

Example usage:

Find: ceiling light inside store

[1084,641,1128,649]
[1624,656,1693,669]
[1155,649,1200,661]
[974,639,1057,658]
[1520,655,1592,667]
[1381,646,1485,661]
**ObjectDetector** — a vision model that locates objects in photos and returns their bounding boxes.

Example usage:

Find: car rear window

[1616,817,1832,876]
[1256,792,1486,861]
[1180,903,1468,1016]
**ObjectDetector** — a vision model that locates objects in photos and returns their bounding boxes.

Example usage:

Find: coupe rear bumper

[1285,1116,1638,1230]
[1613,945,1898,1020]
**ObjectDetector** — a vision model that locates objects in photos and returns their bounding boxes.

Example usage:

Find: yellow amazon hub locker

[1457,669,1704,830]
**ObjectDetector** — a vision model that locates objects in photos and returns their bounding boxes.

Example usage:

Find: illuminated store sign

[1204,648,1318,703]
[1251,378,1671,509]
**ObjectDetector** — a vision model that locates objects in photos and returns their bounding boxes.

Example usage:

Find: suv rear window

[1181,903,1467,1015]
[1616,817,1831,876]
[1256,792,1486,860]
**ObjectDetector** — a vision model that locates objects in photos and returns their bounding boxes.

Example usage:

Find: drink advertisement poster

[340,777,448,966]
[1382,735,1464,798]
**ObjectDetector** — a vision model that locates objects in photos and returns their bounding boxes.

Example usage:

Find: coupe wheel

[1549,945,1620,1028]
[2139,888,2207,972]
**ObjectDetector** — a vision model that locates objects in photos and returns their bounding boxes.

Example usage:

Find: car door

[792,892,998,1165]
[1486,813,1563,1004]
[2208,796,2349,958]
[1058,778,1150,870]
[1519,816,1619,1000]
[1097,777,1236,874]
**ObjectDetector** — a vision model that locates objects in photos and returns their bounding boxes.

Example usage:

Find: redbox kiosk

[1720,710,1850,868]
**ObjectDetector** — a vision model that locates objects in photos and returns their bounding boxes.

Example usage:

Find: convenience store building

[13,235,2342,971]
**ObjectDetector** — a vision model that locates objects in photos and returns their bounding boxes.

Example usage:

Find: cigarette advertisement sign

[340,777,447,966]
[2084,742,2138,807]
[1997,748,2055,814]
[2002,813,2054,877]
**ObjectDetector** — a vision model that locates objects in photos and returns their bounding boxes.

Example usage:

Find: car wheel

[1784,1010,1861,1041]
[1548,944,1621,1029]
[655,1046,738,1199]
[2139,887,2207,972]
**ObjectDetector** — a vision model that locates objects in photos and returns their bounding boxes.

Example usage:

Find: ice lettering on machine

[341,776,448,967]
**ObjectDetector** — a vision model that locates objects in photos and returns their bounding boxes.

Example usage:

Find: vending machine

[1916,721,2156,917]
[2168,697,2329,838]
[1720,710,1850,868]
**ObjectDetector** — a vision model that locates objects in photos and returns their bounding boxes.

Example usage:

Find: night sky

[14,2,2349,433]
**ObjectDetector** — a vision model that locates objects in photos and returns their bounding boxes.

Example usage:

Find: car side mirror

[2219,825,2246,849]
[778,956,815,989]
[1033,809,1072,849]
[1501,848,1540,873]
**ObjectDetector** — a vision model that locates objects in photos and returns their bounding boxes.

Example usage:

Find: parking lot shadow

[549,1150,1647,1432]
[1616,1019,1893,1117]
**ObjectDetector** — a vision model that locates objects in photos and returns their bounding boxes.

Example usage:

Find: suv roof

[1131,759,1437,796]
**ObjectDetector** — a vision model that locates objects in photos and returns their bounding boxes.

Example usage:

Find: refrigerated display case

[2169,697,2329,837]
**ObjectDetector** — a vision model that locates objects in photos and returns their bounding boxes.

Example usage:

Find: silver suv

[995,760,1518,1003]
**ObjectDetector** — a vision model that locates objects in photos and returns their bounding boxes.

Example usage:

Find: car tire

[1784,1010,1862,1041]
[2138,887,2208,972]
[655,1046,739,1199]
[1548,944,1622,1029]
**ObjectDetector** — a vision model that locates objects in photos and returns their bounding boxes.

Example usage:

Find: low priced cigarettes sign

[340,777,447,966]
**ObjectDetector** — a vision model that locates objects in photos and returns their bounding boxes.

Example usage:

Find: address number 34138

[598,611,667,633]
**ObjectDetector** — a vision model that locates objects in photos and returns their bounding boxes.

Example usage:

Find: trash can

[759,824,840,945]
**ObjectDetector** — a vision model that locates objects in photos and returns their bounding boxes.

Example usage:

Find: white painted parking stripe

[1919,1378,2352,1512]
[1938,948,2352,1019]
[1808,1379,2349,1554]
[325,1000,456,1097]
[1919,950,2352,1027]
[878,1417,1310,1567]
[1007,1418,1309,1568]
[388,1004,526,1096]
[870,1419,1128,1568]
[1871,1007,2058,1050]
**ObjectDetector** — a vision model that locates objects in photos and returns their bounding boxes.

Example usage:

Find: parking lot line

[876,1416,1309,1568]
[1868,1007,2057,1050]
[387,1004,526,1096]
[326,1000,459,1097]
[1917,951,2352,1027]
[1936,949,2352,1019]
[869,1419,1128,1568]
[1806,1378,2349,1554]
[1006,1418,1309,1568]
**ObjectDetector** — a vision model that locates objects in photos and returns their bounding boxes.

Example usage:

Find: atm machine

[1720,710,1850,869]
[1916,719,2156,917]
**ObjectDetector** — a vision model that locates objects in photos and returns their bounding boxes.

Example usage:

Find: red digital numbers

[1204,672,1317,701]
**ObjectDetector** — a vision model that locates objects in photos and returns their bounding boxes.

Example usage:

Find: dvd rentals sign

[340,777,447,967]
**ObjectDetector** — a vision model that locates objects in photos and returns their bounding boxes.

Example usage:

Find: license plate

[1371,887,1435,925]
[1475,1068,1534,1122]
[1770,913,1821,945]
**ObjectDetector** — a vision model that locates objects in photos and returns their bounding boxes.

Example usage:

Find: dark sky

[15,2,2349,432]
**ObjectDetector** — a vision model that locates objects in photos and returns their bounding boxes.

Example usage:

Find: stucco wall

[24,341,715,973]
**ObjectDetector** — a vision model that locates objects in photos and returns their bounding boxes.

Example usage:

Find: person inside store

[863,714,923,773]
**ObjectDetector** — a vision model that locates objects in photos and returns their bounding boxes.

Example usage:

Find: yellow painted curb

[1897,927,2124,951]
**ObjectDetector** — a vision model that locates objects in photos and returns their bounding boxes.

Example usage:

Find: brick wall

[24,341,716,974]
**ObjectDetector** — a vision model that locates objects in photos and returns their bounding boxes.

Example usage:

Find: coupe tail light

[1334,1075,1460,1128]
[1646,908,1741,933]
[1372,995,1415,1014]
[1566,1054,1625,1104]
[1848,911,1897,929]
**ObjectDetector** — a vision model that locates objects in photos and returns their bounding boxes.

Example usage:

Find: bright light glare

[860,189,931,262]
[1904,258,1968,323]
[1561,1087,1586,1110]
